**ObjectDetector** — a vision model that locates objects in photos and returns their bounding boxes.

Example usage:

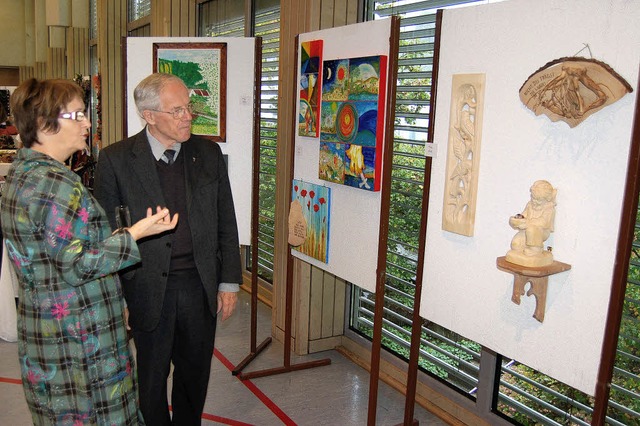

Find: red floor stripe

[201,411,255,426]
[214,348,297,426]
[169,405,254,426]
[0,377,21,385]
[2,375,257,426]
[0,350,297,426]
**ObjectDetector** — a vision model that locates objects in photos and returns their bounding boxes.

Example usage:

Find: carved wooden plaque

[519,57,632,128]
[442,73,486,237]
[288,199,307,247]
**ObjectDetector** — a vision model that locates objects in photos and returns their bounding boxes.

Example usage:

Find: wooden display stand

[234,36,331,380]
[231,38,274,376]
[367,17,413,426]
[496,256,571,322]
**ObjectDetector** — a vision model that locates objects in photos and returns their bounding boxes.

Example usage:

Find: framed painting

[153,42,227,142]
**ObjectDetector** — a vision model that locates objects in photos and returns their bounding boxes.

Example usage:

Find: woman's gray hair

[134,73,187,114]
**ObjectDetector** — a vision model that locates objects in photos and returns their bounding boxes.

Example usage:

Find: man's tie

[163,149,176,165]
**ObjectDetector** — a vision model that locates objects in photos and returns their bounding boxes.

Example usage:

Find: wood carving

[519,57,633,128]
[288,199,307,247]
[497,256,571,323]
[442,73,485,236]
[506,180,557,267]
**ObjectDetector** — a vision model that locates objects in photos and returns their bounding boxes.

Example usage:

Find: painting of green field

[154,42,227,142]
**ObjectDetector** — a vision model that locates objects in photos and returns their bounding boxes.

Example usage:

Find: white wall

[125,37,256,245]
[420,0,639,395]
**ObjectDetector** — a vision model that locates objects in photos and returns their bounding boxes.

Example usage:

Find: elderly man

[94,73,242,425]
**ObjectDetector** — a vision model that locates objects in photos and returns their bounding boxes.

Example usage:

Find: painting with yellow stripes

[291,179,331,263]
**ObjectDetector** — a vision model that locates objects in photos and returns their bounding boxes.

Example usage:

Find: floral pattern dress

[0,148,145,425]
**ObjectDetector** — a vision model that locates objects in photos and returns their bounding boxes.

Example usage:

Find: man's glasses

[150,103,194,120]
[59,111,88,122]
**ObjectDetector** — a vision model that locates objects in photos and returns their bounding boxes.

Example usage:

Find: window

[127,0,151,36]
[89,0,98,41]
[252,1,280,283]
[199,0,280,283]
[607,231,640,424]
[128,0,151,22]
[199,0,245,36]
[498,358,595,424]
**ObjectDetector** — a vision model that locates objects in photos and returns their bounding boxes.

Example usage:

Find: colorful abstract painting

[299,40,323,137]
[319,55,387,191]
[291,180,331,263]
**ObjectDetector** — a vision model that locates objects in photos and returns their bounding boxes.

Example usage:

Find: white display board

[125,37,256,245]
[293,19,392,293]
[419,0,639,395]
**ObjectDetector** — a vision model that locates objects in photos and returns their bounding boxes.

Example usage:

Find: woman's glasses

[59,111,88,122]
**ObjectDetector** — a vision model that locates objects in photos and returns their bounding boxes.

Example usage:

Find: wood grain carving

[519,57,633,128]
[442,73,486,236]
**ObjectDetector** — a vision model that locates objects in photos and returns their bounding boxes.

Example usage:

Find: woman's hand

[126,206,179,241]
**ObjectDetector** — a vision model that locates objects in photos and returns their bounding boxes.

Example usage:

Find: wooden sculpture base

[496,256,571,322]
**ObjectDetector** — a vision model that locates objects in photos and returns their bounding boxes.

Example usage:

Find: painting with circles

[319,55,387,191]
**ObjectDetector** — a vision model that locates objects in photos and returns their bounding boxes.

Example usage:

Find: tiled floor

[0,291,448,425]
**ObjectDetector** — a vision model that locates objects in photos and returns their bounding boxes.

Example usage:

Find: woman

[1,78,178,425]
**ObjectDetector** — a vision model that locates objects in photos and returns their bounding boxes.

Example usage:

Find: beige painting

[442,73,486,237]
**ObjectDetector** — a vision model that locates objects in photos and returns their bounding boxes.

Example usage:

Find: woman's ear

[36,117,58,135]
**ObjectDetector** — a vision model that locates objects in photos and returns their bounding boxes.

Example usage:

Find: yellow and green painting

[154,42,227,142]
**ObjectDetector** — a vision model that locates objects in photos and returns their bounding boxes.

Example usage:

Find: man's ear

[142,110,156,124]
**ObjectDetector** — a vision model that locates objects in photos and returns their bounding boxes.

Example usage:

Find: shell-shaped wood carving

[519,57,633,128]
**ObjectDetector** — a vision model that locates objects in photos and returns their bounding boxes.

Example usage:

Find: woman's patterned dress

[0,148,145,425]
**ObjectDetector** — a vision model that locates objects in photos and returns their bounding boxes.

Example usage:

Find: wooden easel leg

[232,337,272,376]
[232,37,272,376]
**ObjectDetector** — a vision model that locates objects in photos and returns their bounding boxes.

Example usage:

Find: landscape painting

[291,179,331,263]
[319,55,387,191]
[318,141,345,184]
[153,42,227,142]
[322,59,349,101]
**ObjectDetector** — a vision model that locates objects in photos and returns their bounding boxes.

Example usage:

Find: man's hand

[217,291,238,321]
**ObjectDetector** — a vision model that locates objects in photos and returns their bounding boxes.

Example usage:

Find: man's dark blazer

[93,129,243,332]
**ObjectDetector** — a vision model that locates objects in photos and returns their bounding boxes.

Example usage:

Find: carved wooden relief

[288,199,307,247]
[442,73,486,237]
[519,57,633,128]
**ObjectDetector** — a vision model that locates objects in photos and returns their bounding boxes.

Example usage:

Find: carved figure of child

[506,180,557,267]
